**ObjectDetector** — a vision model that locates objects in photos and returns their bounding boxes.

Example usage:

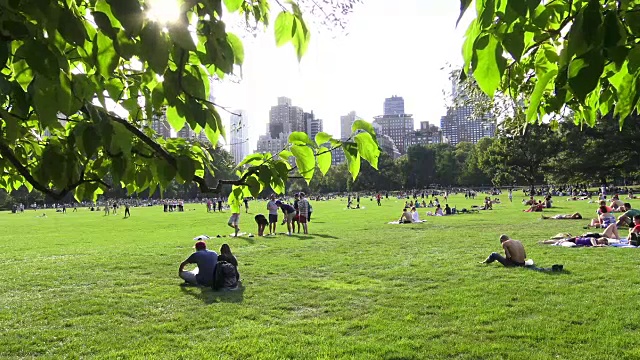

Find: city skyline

[216,0,473,153]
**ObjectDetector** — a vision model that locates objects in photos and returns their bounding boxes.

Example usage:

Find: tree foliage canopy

[461,0,640,129]
[0,0,377,205]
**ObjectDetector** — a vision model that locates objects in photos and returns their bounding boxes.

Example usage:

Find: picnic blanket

[387,220,427,225]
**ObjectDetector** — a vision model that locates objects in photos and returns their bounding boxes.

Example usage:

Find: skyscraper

[150,112,172,138]
[256,97,305,156]
[304,111,324,144]
[176,125,195,139]
[372,114,414,154]
[384,95,405,116]
[440,106,495,145]
[340,111,357,140]
[230,110,250,165]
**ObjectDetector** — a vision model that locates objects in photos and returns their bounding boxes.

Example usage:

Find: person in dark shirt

[218,244,240,281]
[255,213,268,236]
[178,241,218,286]
[277,200,296,236]
[445,204,452,215]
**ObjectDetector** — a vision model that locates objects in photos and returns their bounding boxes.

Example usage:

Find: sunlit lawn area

[2,194,640,359]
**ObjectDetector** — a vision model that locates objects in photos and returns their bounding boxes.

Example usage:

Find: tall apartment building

[150,113,172,138]
[405,121,446,148]
[229,110,250,165]
[256,97,305,156]
[176,125,195,140]
[384,95,405,116]
[440,105,495,145]
[340,111,357,140]
[304,111,324,144]
[372,113,414,154]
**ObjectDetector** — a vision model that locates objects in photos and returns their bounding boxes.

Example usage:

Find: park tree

[0,0,378,206]
[460,0,640,130]
[481,123,560,191]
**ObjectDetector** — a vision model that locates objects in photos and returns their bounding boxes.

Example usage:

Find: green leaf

[92,11,117,39]
[156,159,177,188]
[166,106,186,132]
[603,10,626,48]
[457,0,473,26]
[274,11,294,46]
[32,79,59,128]
[462,20,480,73]
[279,150,293,160]
[630,46,640,73]
[342,142,360,181]
[106,0,143,36]
[94,33,119,78]
[316,146,331,175]
[169,22,196,51]
[503,25,525,61]
[110,122,133,155]
[12,60,33,91]
[351,120,377,142]
[507,0,528,17]
[58,7,87,46]
[246,176,262,198]
[20,41,60,79]
[140,23,170,74]
[354,132,380,169]
[526,69,557,123]
[204,124,220,146]
[290,144,315,184]
[291,17,310,61]
[567,50,605,103]
[151,83,164,108]
[238,153,263,167]
[472,34,506,97]
[82,125,101,157]
[288,131,315,147]
[227,33,244,65]
[177,156,196,182]
[609,62,636,122]
[0,41,9,68]
[315,132,332,146]
[224,0,243,12]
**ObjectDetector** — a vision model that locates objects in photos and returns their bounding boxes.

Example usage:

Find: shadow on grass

[180,284,245,304]
[290,233,339,240]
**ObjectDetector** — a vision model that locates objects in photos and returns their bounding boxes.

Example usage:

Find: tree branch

[0,139,60,198]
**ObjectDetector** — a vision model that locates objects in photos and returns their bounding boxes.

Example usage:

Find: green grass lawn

[2,194,640,359]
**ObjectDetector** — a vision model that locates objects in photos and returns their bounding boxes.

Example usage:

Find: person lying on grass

[179,241,218,287]
[541,213,583,220]
[540,237,609,247]
[481,234,526,267]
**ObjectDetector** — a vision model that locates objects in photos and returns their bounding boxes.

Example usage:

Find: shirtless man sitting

[481,234,526,267]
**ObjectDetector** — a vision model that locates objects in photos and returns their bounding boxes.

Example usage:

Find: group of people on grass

[252,193,313,237]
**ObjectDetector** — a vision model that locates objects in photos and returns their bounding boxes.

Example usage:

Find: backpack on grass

[212,261,238,290]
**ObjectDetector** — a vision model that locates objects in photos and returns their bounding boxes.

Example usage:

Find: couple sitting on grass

[178,241,240,290]
[399,207,424,223]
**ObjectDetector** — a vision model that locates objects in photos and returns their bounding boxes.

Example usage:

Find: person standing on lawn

[298,192,310,234]
[276,200,296,236]
[267,194,279,235]
[481,234,526,267]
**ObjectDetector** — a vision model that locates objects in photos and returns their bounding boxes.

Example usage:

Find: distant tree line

[290,116,640,194]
